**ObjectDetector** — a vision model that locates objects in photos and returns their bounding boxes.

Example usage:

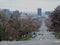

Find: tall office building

[37,8,42,16]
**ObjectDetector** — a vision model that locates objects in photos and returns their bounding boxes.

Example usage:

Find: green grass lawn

[53,32,60,39]
[20,34,32,41]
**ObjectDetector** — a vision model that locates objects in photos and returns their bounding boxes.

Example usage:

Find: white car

[32,35,36,38]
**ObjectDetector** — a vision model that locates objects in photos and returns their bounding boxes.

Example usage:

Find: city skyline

[0,0,60,12]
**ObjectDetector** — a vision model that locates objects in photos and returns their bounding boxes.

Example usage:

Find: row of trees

[49,5,60,32]
[46,5,60,32]
[0,10,41,41]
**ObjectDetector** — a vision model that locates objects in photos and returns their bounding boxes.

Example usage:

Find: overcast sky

[0,0,60,12]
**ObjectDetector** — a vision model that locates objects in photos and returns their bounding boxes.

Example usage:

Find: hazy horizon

[0,0,60,12]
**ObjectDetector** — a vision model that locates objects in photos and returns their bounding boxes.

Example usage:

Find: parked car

[32,35,36,38]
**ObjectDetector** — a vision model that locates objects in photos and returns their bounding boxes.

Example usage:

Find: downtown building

[37,8,42,16]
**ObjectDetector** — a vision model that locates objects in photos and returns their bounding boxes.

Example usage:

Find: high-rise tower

[37,8,42,16]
